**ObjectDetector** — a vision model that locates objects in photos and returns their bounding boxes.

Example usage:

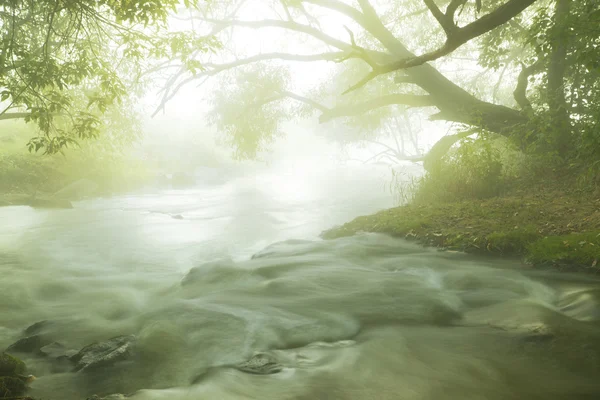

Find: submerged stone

[236,353,283,375]
[39,342,71,359]
[86,394,127,400]
[24,320,52,336]
[70,335,136,372]
[6,334,51,354]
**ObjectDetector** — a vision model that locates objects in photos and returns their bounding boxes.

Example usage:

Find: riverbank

[323,182,600,272]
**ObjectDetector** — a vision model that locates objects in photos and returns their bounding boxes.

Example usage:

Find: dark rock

[24,320,52,336]
[39,342,70,358]
[6,334,51,354]
[70,335,136,372]
[236,353,283,375]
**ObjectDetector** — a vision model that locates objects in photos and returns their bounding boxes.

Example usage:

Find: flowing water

[2,165,600,400]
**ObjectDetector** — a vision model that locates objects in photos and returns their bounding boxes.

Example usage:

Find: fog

[2,1,600,400]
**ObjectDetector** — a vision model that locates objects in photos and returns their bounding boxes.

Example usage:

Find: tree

[157,0,599,165]
[0,0,218,154]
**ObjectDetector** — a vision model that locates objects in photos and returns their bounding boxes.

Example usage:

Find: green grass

[323,185,600,272]
[528,232,600,269]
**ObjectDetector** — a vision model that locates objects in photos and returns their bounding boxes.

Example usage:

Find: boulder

[70,335,136,372]
[6,334,51,354]
[39,342,72,359]
[24,320,52,336]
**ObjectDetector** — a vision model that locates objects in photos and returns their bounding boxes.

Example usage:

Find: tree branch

[202,18,352,51]
[279,90,329,112]
[445,0,468,22]
[302,0,367,27]
[0,112,31,120]
[513,60,541,112]
[319,94,435,122]
[345,0,539,93]
[422,0,456,34]
[153,52,346,117]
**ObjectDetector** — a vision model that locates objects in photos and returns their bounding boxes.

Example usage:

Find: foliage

[150,0,600,171]
[209,64,290,159]
[0,121,153,195]
[0,0,217,154]
[412,135,513,203]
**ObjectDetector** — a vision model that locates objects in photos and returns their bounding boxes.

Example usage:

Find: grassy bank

[0,121,153,202]
[323,180,600,272]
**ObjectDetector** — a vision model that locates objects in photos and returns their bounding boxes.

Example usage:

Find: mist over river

[2,165,600,400]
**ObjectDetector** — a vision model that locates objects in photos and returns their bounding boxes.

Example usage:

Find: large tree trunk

[359,4,528,135]
[546,0,572,155]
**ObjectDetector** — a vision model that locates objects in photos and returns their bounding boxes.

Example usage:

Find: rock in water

[87,394,127,400]
[6,334,51,353]
[236,353,283,375]
[39,342,72,359]
[70,335,135,372]
[24,320,52,336]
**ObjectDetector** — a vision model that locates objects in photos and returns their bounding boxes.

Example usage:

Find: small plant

[386,167,421,205]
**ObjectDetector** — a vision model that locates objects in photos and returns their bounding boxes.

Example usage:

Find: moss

[0,376,27,397]
[486,227,542,254]
[528,231,600,268]
[0,353,26,377]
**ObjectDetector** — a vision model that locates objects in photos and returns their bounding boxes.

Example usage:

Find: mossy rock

[0,353,26,376]
[0,375,27,397]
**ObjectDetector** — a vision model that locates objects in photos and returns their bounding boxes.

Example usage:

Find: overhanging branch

[319,94,435,122]
[152,51,348,117]
[345,0,539,94]
[0,112,31,120]
[513,60,542,112]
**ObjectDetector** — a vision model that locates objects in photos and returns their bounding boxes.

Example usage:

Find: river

[1,164,600,400]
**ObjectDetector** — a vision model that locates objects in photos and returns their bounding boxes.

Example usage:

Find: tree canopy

[0,0,218,154]
[2,0,598,166]
[154,0,598,166]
